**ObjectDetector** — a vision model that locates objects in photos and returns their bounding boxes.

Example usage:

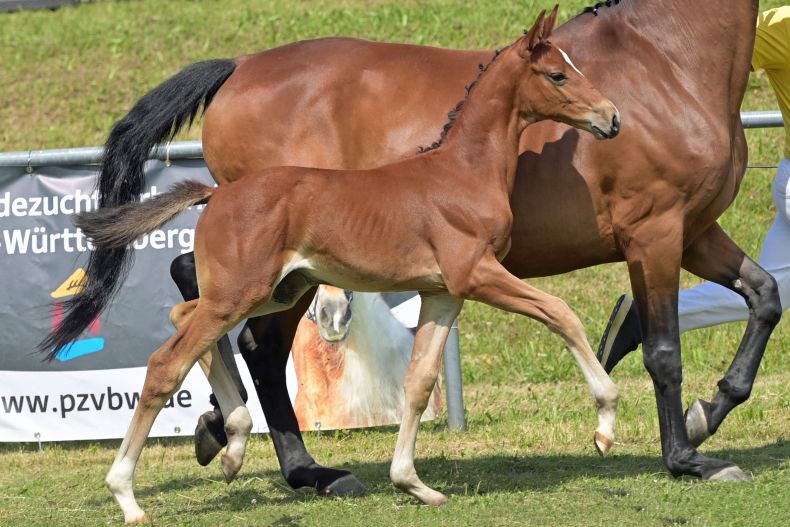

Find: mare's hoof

[706,465,751,482]
[320,473,367,497]
[685,399,712,448]
[195,410,227,467]
[594,431,614,457]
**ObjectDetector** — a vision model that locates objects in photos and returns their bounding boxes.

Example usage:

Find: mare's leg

[452,255,617,455]
[390,292,464,505]
[239,306,366,496]
[680,223,781,446]
[106,300,242,524]
[623,224,749,481]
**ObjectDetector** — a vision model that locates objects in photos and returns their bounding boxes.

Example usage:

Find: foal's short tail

[38,181,214,360]
[37,59,235,360]
[75,181,213,249]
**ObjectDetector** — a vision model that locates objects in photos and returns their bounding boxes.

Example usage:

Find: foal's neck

[437,49,526,195]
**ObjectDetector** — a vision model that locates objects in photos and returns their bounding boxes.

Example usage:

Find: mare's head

[312,285,354,342]
[513,5,619,139]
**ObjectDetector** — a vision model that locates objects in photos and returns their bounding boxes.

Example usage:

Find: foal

[69,9,620,523]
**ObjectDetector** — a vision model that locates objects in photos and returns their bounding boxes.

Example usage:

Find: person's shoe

[597,295,643,374]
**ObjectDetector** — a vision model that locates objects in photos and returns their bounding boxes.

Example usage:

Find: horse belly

[306,257,446,293]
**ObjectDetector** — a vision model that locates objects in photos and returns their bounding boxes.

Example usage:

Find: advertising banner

[0,160,430,442]
[0,161,281,442]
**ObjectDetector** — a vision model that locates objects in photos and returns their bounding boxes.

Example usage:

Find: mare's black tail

[38,59,237,360]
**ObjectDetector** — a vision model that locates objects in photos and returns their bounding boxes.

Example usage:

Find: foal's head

[514,6,620,139]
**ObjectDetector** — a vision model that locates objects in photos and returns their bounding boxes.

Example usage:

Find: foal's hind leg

[171,252,248,466]
[106,300,237,524]
[171,302,252,483]
[681,224,781,447]
[450,254,618,455]
[390,292,464,505]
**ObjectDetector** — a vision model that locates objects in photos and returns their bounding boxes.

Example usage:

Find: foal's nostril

[608,113,620,138]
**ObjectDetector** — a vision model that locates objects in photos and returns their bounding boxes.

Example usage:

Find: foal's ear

[543,4,560,40]
[520,9,547,58]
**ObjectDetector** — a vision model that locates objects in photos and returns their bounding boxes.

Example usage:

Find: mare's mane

[583,0,623,16]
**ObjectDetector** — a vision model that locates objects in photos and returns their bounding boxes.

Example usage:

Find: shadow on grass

[89,439,789,510]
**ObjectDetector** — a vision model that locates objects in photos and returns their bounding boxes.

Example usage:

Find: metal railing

[0,111,783,168]
[741,110,783,129]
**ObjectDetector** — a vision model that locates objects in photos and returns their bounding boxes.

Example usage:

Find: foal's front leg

[390,292,464,505]
[453,254,618,454]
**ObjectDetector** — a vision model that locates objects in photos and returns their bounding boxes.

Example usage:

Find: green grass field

[1,1,789,526]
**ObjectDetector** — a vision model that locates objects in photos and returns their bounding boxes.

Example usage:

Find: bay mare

[190,0,776,486]
[56,12,622,523]
[47,0,775,499]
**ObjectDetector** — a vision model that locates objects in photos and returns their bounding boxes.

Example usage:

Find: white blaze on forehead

[559,47,584,76]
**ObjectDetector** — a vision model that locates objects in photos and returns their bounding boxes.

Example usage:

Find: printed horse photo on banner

[292,286,441,432]
[42,7,623,522]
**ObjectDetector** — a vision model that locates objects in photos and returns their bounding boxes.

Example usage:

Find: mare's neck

[559,0,757,114]
[438,49,526,195]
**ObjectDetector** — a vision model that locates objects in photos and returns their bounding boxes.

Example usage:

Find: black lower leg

[643,335,734,479]
[240,308,366,496]
[628,245,746,481]
[706,266,781,433]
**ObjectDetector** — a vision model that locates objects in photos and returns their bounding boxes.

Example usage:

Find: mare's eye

[548,72,567,83]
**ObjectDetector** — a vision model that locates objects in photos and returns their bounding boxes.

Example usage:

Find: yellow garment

[753,7,790,157]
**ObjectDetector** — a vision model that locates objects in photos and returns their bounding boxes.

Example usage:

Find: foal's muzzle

[590,107,620,140]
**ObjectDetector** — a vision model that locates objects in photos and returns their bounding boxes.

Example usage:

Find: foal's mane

[418,46,507,154]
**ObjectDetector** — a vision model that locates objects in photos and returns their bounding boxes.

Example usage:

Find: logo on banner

[50,268,105,361]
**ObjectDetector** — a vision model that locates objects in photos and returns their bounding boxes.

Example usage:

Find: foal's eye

[548,72,567,83]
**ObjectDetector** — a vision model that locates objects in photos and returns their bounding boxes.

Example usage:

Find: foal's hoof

[221,453,243,483]
[706,465,751,482]
[685,399,712,448]
[125,513,150,525]
[594,431,614,457]
[421,489,449,507]
[320,473,367,498]
[195,410,227,467]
